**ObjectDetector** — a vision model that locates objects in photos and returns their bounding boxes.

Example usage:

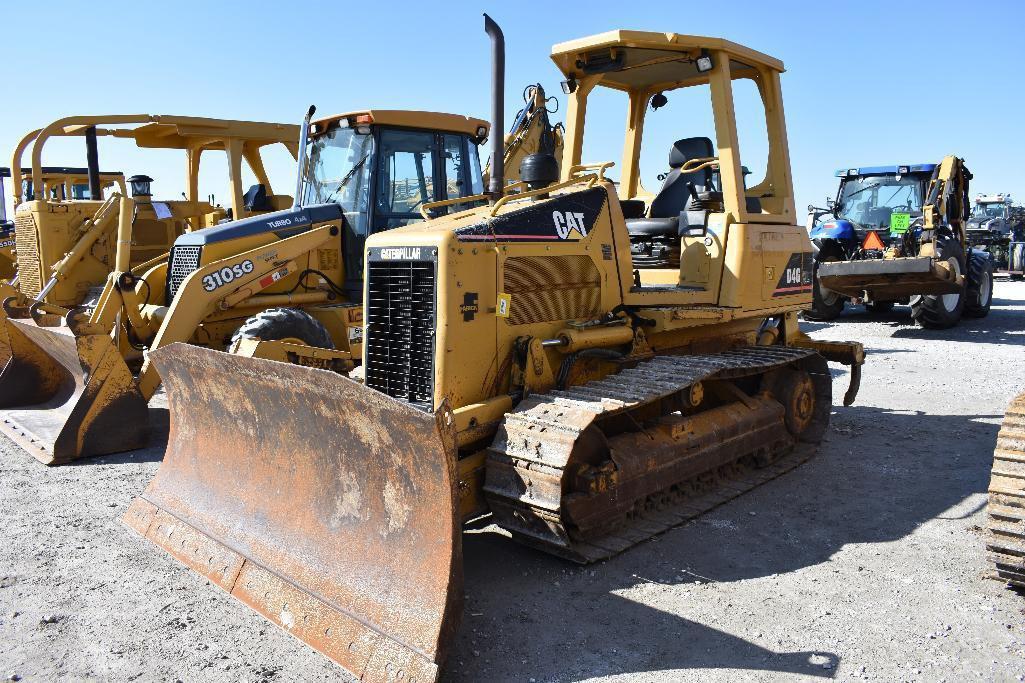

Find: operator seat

[626,136,716,239]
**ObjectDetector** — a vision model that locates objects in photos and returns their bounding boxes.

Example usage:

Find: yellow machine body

[124,25,864,683]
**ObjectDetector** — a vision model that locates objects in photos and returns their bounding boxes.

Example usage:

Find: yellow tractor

[0,115,300,366]
[986,390,1025,590]
[124,18,864,682]
[0,109,506,464]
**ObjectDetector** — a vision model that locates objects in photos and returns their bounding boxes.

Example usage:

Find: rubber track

[986,391,1025,589]
[485,345,826,563]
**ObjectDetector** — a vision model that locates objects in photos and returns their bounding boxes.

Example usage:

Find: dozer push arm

[133,224,340,399]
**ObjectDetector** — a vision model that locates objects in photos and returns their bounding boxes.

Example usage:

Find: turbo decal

[456,186,608,242]
[202,259,255,292]
[773,252,814,297]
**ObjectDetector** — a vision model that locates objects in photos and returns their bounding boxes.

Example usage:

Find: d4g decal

[773,252,814,297]
[455,186,608,242]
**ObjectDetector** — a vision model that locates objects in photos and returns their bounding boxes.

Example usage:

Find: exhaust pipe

[484,14,505,203]
[292,105,316,210]
[85,126,101,201]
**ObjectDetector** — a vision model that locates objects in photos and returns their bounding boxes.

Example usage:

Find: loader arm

[923,155,972,237]
[132,224,341,399]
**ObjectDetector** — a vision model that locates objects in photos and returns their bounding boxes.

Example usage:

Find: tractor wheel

[229,307,335,350]
[865,301,895,314]
[803,257,845,321]
[964,251,994,318]
[910,239,965,329]
[1011,243,1025,280]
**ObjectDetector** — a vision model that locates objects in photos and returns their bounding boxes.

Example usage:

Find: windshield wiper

[324,153,371,203]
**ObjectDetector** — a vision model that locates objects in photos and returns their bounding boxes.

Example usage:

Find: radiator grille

[14,213,42,299]
[502,255,602,325]
[167,245,203,303]
[364,256,436,408]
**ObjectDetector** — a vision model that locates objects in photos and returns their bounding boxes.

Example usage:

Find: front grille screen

[364,256,436,408]
[167,245,202,303]
[14,213,42,299]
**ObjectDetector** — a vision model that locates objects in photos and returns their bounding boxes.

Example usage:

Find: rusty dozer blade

[0,318,148,464]
[123,343,462,683]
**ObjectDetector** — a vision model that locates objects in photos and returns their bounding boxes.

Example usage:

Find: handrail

[419,192,491,220]
[568,161,615,182]
[489,174,598,216]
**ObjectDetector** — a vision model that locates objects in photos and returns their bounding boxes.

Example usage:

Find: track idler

[123,344,463,682]
[0,318,148,464]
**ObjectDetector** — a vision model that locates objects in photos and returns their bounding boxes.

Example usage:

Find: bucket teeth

[125,343,462,682]
[0,318,148,464]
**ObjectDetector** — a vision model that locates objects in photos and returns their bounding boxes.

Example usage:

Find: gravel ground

[2,281,1024,683]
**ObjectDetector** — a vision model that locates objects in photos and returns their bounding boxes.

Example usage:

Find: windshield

[303,126,374,224]
[835,175,924,229]
[972,203,1007,219]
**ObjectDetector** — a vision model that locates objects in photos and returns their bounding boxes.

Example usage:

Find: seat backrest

[649,137,715,218]
[243,184,272,212]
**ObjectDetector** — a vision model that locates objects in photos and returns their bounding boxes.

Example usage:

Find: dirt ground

[2,281,1024,683]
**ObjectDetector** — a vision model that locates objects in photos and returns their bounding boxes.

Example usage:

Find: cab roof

[30,115,299,150]
[313,110,489,138]
[834,164,936,178]
[550,30,783,91]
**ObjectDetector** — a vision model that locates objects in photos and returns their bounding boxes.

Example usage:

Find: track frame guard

[124,343,463,682]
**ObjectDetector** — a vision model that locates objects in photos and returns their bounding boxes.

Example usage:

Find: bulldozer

[124,18,865,682]
[806,159,994,328]
[986,389,1025,590]
[0,115,300,367]
[0,164,126,282]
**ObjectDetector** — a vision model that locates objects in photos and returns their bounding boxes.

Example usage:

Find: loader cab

[813,165,934,253]
[551,32,800,307]
[303,110,488,293]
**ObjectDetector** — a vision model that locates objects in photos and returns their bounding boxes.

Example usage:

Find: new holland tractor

[805,161,993,328]
[123,18,864,682]
[967,193,1025,278]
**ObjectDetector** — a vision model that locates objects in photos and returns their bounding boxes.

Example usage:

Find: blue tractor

[805,159,992,328]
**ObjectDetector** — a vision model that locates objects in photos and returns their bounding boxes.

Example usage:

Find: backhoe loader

[0,105,561,464]
[986,389,1025,590]
[124,18,864,682]
[0,115,300,367]
[807,159,993,327]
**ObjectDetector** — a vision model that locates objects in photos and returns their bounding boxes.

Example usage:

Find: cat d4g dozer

[0,115,300,367]
[0,165,125,285]
[125,17,864,682]
[986,389,1025,590]
[807,158,994,328]
[0,107,505,464]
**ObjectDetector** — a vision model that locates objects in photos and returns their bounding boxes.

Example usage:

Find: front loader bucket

[0,319,148,464]
[123,344,462,682]
[818,256,963,299]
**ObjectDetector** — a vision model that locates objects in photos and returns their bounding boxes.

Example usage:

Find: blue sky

[4,0,1023,219]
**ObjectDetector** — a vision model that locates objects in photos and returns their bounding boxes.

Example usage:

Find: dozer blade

[0,319,148,464]
[123,343,462,682]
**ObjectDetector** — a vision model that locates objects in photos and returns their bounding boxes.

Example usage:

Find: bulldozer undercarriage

[485,346,830,562]
[986,391,1025,589]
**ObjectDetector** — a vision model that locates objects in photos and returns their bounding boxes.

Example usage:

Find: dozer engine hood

[173,203,344,247]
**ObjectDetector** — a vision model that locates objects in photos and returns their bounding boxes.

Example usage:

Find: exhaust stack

[85,126,101,201]
[292,105,316,209]
[484,14,505,202]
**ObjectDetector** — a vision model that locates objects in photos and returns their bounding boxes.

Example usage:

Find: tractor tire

[803,258,845,321]
[1011,243,1025,280]
[229,307,335,350]
[865,301,895,314]
[964,251,994,318]
[910,239,965,330]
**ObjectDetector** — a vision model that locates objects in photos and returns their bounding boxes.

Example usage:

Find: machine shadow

[452,405,999,682]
